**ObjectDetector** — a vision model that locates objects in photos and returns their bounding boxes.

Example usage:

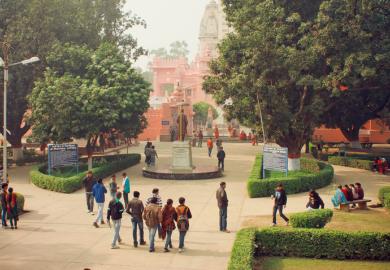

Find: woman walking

[6,187,18,229]
[161,199,176,252]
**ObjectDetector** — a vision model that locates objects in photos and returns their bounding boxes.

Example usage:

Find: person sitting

[342,185,353,201]
[349,184,359,201]
[355,182,364,200]
[306,190,324,209]
[331,185,348,207]
[373,157,379,172]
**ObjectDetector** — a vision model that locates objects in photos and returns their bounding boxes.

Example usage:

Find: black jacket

[217,150,226,160]
[274,189,287,206]
[83,176,96,192]
[107,199,124,221]
[306,195,325,209]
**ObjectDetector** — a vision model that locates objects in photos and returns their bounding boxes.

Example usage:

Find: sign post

[48,144,79,175]
[262,145,288,178]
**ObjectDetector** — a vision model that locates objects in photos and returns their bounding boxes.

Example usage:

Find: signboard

[262,145,288,178]
[161,120,170,126]
[48,144,79,175]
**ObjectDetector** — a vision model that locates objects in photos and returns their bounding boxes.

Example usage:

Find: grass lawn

[255,257,390,270]
[243,208,390,232]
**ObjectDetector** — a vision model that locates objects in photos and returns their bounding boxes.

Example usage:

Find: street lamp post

[0,39,39,182]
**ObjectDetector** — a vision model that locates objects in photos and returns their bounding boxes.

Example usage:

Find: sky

[124,0,211,70]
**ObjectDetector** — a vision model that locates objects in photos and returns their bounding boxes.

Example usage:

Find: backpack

[177,206,189,232]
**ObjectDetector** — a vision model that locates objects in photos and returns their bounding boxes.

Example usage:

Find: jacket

[0,190,7,208]
[356,187,364,200]
[217,150,226,160]
[216,187,228,208]
[122,177,130,193]
[161,205,176,239]
[274,189,287,206]
[126,198,144,220]
[107,199,124,221]
[331,189,348,207]
[143,203,162,228]
[146,194,163,207]
[92,183,107,203]
[306,195,324,209]
[83,176,96,192]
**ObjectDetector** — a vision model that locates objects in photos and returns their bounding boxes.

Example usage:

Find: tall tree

[151,40,189,59]
[315,0,390,147]
[193,102,219,128]
[204,0,325,170]
[0,0,145,159]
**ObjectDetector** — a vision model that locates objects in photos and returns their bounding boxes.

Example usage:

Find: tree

[314,0,390,148]
[29,43,151,169]
[204,0,325,170]
[151,40,189,59]
[0,0,145,159]
[193,102,219,127]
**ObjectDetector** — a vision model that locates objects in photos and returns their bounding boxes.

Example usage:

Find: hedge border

[290,209,333,228]
[30,154,141,193]
[228,228,256,270]
[328,156,373,171]
[378,186,390,204]
[247,155,334,198]
[384,193,390,209]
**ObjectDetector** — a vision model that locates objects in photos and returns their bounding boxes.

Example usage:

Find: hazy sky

[125,0,211,69]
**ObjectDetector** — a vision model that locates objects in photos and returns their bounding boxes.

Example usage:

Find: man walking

[143,197,162,252]
[83,171,96,214]
[92,178,107,228]
[146,188,163,238]
[126,191,146,247]
[175,197,192,253]
[216,182,229,233]
[122,173,130,208]
[107,192,124,249]
[1,183,8,228]
[217,147,226,171]
[197,129,203,147]
[272,183,289,226]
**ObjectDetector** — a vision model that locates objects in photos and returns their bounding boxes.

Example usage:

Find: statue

[177,108,188,141]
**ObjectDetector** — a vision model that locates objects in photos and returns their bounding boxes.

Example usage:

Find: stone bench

[340,199,372,212]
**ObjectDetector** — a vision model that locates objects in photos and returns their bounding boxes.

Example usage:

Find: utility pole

[1,37,10,182]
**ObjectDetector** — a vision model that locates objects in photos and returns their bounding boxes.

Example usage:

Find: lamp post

[0,39,40,182]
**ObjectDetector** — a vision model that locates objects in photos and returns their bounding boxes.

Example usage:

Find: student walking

[143,197,163,252]
[6,187,18,229]
[161,199,176,252]
[122,173,130,208]
[126,191,146,247]
[83,171,96,214]
[107,192,124,249]
[217,147,226,171]
[216,182,229,232]
[146,188,163,238]
[1,183,8,228]
[149,146,158,167]
[207,138,213,157]
[175,197,192,253]
[92,178,107,228]
[197,130,203,147]
[109,175,118,200]
[271,184,289,226]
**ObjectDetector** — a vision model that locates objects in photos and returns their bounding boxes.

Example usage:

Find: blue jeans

[219,207,227,231]
[131,217,144,244]
[1,208,7,226]
[208,148,212,157]
[149,226,158,251]
[112,219,122,247]
[165,230,173,249]
[179,231,186,248]
[95,202,104,224]
[272,205,289,224]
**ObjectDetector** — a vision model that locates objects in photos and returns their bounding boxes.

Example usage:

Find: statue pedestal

[171,141,193,171]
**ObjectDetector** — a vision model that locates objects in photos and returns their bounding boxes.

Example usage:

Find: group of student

[144,141,158,167]
[0,182,18,229]
[373,157,389,174]
[331,183,365,207]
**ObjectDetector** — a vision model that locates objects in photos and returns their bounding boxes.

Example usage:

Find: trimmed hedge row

[384,193,390,209]
[228,228,256,270]
[0,193,25,215]
[328,156,373,170]
[247,155,334,198]
[378,186,390,204]
[31,154,141,193]
[256,228,390,260]
[290,209,333,228]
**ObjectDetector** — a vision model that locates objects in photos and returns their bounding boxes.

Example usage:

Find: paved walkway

[1,142,389,270]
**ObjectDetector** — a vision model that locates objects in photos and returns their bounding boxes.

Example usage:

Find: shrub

[290,209,333,228]
[228,228,256,270]
[378,186,390,204]
[247,155,334,198]
[0,192,25,215]
[384,193,390,209]
[31,154,141,193]
[256,228,390,260]
[328,156,373,170]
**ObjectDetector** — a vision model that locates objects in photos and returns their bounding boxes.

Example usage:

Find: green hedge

[0,192,25,215]
[384,193,390,209]
[30,154,141,193]
[328,156,373,170]
[256,228,390,260]
[290,209,333,228]
[378,187,390,204]
[247,155,334,198]
[228,228,256,270]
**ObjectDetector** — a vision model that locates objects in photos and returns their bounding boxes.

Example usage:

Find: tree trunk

[86,135,98,170]
[340,125,361,149]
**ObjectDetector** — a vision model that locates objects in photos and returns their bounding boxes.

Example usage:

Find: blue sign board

[48,144,79,175]
[262,145,288,178]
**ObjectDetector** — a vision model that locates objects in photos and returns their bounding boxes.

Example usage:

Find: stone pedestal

[171,141,193,171]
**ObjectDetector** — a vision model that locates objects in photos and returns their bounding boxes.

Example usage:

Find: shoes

[87,210,91,213]
[286,221,289,226]
[169,244,173,249]
[223,229,231,233]
[164,248,170,252]
[101,220,105,225]
[15,226,17,230]
[140,241,146,245]
[11,226,14,230]
[271,223,276,227]
[149,249,155,253]
[118,238,122,244]
[134,242,138,248]
[111,245,120,249]
[91,212,95,216]
[178,248,184,253]
[93,222,99,228]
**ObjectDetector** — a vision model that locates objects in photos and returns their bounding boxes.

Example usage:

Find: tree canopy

[193,102,219,127]
[151,40,189,59]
